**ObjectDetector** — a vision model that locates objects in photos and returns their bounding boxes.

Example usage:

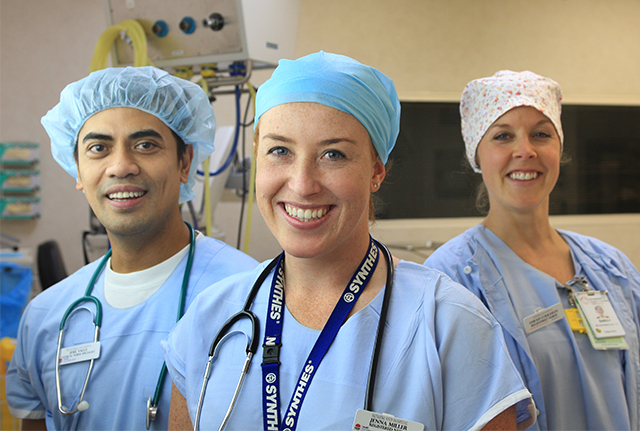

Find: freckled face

[255,103,385,260]
[76,107,191,238]
[476,106,561,216]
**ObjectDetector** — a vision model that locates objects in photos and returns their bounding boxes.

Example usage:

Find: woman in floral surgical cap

[426,70,640,430]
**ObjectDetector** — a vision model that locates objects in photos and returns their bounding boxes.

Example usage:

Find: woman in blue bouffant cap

[163,52,534,431]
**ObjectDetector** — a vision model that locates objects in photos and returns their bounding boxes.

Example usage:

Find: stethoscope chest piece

[146,396,158,430]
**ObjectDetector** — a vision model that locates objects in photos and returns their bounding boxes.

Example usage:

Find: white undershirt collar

[104,232,202,309]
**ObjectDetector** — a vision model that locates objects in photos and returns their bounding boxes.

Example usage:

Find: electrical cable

[196,86,242,177]
[89,19,151,73]
[243,82,257,254]
[203,158,212,237]
[236,85,254,249]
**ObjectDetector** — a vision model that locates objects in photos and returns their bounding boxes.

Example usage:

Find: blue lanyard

[261,237,379,431]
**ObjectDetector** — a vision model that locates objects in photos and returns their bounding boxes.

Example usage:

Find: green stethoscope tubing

[152,221,196,411]
[55,222,195,425]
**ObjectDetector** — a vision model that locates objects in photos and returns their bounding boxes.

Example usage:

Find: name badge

[523,303,564,334]
[353,409,425,431]
[574,291,625,338]
[59,341,101,365]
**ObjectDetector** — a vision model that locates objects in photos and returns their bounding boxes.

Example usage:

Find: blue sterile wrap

[254,51,400,163]
[41,66,216,203]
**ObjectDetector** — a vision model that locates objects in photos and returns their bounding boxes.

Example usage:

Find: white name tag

[59,341,101,366]
[574,291,626,338]
[353,409,425,431]
[523,302,564,334]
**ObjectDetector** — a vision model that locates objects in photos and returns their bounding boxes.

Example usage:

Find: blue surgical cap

[41,66,216,204]
[254,51,400,164]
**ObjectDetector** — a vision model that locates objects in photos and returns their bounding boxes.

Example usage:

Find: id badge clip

[353,409,425,431]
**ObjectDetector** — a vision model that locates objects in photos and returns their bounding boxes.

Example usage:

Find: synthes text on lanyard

[261,237,383,431]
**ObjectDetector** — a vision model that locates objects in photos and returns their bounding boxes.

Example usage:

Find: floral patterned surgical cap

[460,70,563,173]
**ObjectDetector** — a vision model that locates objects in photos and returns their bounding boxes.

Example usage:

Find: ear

[180,145,194,184]
[75,167,84,191]
[370,158,386,192]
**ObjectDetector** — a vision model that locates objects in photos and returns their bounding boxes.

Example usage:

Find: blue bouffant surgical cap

[41,66,216,204]
[254,51,400,164]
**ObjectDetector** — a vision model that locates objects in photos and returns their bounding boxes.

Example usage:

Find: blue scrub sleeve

[6,303,48,419]
[162,314,191,397]
[427,277,533,429]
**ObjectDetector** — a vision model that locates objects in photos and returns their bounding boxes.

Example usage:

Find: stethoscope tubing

[56,278,108,416]
[55,307,101,415]
[365,239,394,411]
[195,240,394,430]
[194,258,278,431]
[150,223,197,413]
[55,223,196,427]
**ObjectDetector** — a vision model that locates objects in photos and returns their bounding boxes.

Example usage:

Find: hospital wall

[2,0,640,280]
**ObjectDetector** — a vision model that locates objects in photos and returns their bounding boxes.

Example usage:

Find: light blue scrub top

[6,236,258,431]
[426,225,640,430]
[163,259,534,430]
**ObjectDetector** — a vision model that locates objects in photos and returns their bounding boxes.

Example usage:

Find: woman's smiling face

[476,106,562,216]
[255,102,385,260]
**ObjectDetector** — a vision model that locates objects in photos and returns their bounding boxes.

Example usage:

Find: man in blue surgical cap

[6,66,257,430]
[162,52,533,431]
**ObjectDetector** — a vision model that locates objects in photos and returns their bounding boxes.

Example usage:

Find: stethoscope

[194,239,394,431]
[55,222,196,430]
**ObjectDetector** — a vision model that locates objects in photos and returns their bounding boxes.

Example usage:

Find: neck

[107,217,190,273]
[483,206,558,250]
[283,234,372,295]
[483,206,575,282]
[282,234,391,330]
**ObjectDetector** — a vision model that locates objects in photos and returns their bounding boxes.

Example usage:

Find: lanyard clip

[262,343,281,365]
[573,276,592,291]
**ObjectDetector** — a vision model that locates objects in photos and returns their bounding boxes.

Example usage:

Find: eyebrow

[129,129,163,141]
[488,118,553,130]
[81,129,163,144]
[262,133,291,143]
[262,134,358,145]
[82,132,113,143]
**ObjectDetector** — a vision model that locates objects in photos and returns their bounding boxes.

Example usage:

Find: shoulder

[15,258,104,348]
[424,226,484,277]
[560,229,639,276]
[195,236,258,266]
[426,226,482,262]
[188,259,275,312]
[188,237,258,291]
[165,260,275,356]
[26,258,102,313]
[393,261,496,324]
[560,229,627,258]
[558,230,640,286]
